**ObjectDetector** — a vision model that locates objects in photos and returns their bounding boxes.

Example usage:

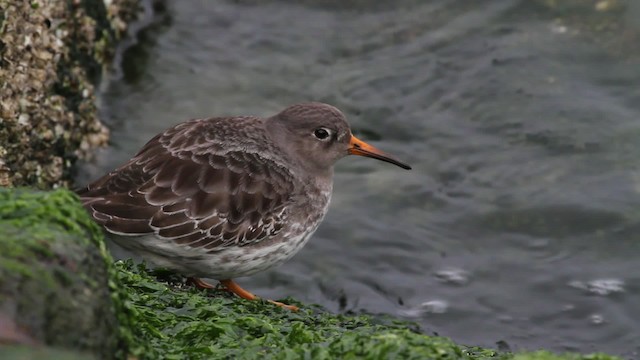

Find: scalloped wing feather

[77,119,294,251]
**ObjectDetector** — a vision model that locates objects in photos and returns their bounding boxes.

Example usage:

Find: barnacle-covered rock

[0,0,140,188]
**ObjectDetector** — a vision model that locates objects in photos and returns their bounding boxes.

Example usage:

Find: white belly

[111,227,316,280]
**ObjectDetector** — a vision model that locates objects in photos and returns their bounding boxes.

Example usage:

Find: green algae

[116,261,486,359]
[0,345,95,360]
[115,261,621,360]
[0,189,105,287]
[0,188,120,358]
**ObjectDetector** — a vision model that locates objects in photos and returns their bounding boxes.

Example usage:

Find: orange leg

[187,277,216,289]
[220,279,299,311]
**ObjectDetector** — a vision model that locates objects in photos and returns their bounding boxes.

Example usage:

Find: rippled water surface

[76,0,640,356]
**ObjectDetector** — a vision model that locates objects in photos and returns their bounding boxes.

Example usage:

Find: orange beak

[348,135,412,170]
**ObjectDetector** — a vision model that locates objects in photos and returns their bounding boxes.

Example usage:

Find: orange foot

[220,279,299,311]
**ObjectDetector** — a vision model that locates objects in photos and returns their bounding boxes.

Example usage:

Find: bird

[77,102,411,311]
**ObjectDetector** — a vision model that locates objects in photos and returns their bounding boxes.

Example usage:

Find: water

[76,0,640,356]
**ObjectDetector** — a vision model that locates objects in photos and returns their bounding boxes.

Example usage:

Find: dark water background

[76,0,640,356]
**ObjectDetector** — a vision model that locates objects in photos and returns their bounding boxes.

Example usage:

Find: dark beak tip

[347,140,411,170]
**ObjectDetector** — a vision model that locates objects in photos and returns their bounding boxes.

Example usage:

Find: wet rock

[0,188,119,358]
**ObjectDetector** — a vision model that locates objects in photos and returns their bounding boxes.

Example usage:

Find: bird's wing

[77,119,295,251]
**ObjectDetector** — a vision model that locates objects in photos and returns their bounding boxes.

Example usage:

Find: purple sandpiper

[78,102,411,310]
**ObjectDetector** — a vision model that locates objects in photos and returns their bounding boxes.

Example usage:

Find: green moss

[115,262,621,360]
[0,188,100,239]
[0,188,120,358]
[0,345,94,360]
[0,188,112,286]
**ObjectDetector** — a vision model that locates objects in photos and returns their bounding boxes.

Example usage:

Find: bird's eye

[313,128,331,140]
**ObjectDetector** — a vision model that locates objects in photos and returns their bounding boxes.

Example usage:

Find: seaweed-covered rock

[116,262,621,360]
[0,188,119,358]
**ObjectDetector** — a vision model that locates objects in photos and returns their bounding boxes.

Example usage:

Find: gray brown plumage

[77,102,411,310]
